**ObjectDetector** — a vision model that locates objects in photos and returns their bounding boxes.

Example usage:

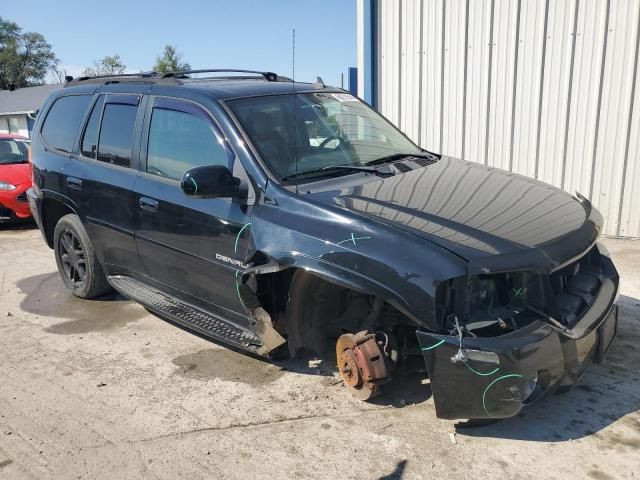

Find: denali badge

[215,253,249,269]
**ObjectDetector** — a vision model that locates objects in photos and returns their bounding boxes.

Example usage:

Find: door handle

[66,177,82,190]
[139,197,159,212]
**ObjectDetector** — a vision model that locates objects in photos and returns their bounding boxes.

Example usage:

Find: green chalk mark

[235,270,247,312]
[482,373,524,418]
[336,234,372,247]
[421,339,445,351]
[234,222,251,254]
[464,363,500,377]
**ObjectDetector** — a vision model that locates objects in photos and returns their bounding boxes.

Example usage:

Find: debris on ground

[96,382,107,388]
[308,359,322,369]
[449,432,457,444]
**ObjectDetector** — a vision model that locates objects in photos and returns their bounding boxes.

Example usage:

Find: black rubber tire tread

[53,213,112,299]
[286,270,348,358]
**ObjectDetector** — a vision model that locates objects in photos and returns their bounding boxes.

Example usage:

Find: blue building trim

[363,0,377,109]
[348,67,358,96]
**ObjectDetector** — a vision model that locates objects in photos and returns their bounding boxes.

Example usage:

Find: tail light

[28,146,35,185]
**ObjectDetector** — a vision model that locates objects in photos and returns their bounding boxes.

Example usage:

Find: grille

[16,191,28,203]
[0,206,13,219]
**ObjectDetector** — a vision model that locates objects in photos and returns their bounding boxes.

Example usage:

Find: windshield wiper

[365,152,439,166]
[281,164,394,182]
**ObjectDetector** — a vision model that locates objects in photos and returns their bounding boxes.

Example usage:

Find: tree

[82,55,126,77]
[153,45,190,74]
[51,66,68,84]
[0,16,58,89]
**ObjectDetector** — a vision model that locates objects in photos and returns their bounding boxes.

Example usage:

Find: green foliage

[0,16,58,89]
[153,45,191,74]
[82,54,127,77]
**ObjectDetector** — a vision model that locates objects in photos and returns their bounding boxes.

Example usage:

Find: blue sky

[3,0,356,86]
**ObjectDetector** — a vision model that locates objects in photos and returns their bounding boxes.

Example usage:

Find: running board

[107,275,262,352]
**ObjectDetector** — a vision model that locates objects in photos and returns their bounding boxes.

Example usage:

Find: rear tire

[53,213,112,299]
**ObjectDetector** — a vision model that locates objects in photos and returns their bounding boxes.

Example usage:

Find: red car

[0,133,32,223]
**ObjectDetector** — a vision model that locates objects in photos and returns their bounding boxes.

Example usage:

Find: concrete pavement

[1,225,639,479]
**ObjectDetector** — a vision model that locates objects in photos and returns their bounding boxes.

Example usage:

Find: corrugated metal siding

[362,0,640,237]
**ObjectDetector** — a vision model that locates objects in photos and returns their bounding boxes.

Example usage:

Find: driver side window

[147,101,231,181]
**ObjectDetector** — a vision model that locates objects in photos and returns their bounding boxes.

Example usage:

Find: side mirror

[181,165,241,198]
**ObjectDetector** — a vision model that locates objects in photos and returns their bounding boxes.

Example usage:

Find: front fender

[241,190,466,329]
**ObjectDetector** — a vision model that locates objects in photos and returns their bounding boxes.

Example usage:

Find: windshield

[228,92,421,182]
[0,138,30,164]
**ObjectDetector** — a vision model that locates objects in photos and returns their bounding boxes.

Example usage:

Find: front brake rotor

[336,332,389,401]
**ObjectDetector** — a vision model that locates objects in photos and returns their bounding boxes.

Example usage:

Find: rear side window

[81,96,105,159]
[41,95,91,153]
[97,101,138,168]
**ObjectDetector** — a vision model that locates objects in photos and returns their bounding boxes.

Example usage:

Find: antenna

[292,28,298,179]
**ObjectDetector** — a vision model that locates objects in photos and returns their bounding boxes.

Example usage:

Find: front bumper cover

[416,254,619,420]
[0,183,31,221]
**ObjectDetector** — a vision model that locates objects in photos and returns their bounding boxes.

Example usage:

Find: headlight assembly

[0,180,17,191]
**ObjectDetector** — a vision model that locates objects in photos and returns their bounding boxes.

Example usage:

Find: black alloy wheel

[58,228,87,287]
[53,213,112,299]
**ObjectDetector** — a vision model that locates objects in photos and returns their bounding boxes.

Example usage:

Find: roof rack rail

[64,71,182,87]
[161,69,279,81]
[72,71,159,82]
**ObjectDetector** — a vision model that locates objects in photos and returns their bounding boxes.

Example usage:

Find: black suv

[29,69,619,420]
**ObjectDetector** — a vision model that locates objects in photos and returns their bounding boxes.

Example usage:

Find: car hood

[308,157,601,274]
[0,163,31,186]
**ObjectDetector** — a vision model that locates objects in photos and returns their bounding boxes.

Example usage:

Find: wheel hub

[339,348,362,388]
[336,331,391,401]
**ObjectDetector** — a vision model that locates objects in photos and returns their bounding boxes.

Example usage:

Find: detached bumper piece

[417,255,619,420]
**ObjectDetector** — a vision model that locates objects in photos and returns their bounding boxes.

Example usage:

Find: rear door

[133,96,253,328]
[65,92,146,274]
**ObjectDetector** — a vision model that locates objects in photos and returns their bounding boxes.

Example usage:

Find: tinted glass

[41,95,91,153]
[81,96,105,159]
[0,139,30,164]
[97,103,138,168]
[147,107,230,180]
[229,92,421,182]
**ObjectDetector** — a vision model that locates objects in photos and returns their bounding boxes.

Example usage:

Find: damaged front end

[417,243,619,420]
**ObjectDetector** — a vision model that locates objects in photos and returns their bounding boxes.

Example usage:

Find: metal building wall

[359,0,640,238]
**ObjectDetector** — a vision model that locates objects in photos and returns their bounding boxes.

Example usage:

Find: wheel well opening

[253,268,422,369]
[42,199,74,248]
